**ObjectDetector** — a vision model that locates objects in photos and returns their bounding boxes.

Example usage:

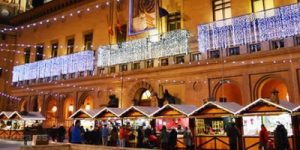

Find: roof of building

[93,107,127,118]
[189,101,243,116]
[152,104,198,116]
[69,108,103,119]
[119,106,160,117]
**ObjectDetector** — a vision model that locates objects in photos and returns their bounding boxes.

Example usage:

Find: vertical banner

[129,0,157,35]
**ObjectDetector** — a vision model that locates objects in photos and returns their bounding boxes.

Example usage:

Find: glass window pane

[214,0,222,5]
[224,8,231,19]
[264,0,274,10]
[253,0,264,12]
[215,10,224,20]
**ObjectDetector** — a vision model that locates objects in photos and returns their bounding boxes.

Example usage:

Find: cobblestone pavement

[0,139,28,150]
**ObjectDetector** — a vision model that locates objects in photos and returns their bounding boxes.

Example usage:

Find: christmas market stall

[69,108,102,130]
[292,105,300,149]
[0,111,14,139]
[189,101,243,150]
[119,106,159,147]
[93,107,126,128]
[237,98,297,150]
[152,104,197,149]
[0,111,45,140]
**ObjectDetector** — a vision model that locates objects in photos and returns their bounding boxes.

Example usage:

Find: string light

[198,3,300,51]
[98,29,190,67]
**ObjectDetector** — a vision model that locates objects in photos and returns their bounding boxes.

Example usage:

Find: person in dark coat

[160,125,169,150]
[50,125,57,142]
[226,123,240,150]
[110,126,119,146]
[57,124,66,142]
[137,126,144,148]
[274,124,290,150]
[169,128,178,150]
[68,124,74,143]
[71,120,82,144]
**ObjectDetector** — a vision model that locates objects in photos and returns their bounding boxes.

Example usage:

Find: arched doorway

[214,81,243,105]
[20,100,28,111]
[46,97,58,127]
[258,78,289,101]
[78,93,94,111]
[63,96,75,127]
[31,96,39,112]
[133,88,152,106]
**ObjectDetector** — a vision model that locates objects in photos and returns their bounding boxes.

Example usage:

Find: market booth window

[93,107,126,128]
[189,101,242,150]
[236,98,297,150]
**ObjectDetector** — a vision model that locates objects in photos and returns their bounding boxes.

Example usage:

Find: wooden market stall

[237,98,297,150]
[93,107,126,127]
[0,111,45,140]
[119,106,159,147]
[152,104,197,149]
[189,101,243,150]
[0,111,14,139]
[69,108,103,130]
[292,105,300,149]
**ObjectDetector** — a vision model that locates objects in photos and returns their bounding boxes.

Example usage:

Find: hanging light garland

[0,92,21,101]
[98,29,190,67]
[198,3,300,52]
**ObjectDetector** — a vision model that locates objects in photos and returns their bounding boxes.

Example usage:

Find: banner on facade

[129,0,157,35]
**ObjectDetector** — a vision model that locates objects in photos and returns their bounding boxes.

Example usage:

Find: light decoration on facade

[0,92,21,101]
[198,3,300,52]
[12,51,94,82]
[97,29,190,67]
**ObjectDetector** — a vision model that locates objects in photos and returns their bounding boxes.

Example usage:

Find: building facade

[0,0,300,127]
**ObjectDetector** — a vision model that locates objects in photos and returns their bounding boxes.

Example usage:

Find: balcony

[198,3,300,52]
[97,29,190,67]
[12,51,95,83]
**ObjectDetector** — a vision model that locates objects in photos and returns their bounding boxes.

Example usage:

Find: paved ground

[0,139,26,150]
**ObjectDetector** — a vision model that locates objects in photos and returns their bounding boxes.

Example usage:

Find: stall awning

[69,108,103,119]
[189,101,243,117]
[292,105,300,115]
[0,111,15,119]
[152,104,197,118]
[236,98,297,115]
[93,107,126,119]
[9,111,22,120]
[19,112,46,121]
[119,106,160,118]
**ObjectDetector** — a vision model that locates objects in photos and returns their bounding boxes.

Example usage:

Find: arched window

[141,90,151,100]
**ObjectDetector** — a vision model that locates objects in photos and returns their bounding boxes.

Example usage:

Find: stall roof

[152,104,197,117]
[69,108,103,119]
[236,98,297,114]
[0,111,15,119]
[293,105,300,112]
[119,106,160,118]
[20,112,46,121]
[189,101,243,116]
[93,107,127,118]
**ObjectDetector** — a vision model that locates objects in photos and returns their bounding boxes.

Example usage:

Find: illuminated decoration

[98,29,190,67]
[198,3,300,52]
[0,92,21,101]
[12,51,94,82]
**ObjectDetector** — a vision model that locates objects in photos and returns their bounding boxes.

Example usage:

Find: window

[295,36,300,46]
[175,56,185,64]
[161,58,169,66]
[84,32,93,50]
[35,44,44,61]
[120,64,127,72]
[252,0,274,12]
[67,38,74,54]
[133,62,140,70]
[191,53,201,61]
[213,0,231,21]
[228,47,240,56]
[271,40,284,49]
[116,24,127,43]
[24,47,31,63]
[146,60,154,68]
[51,42,58,58]
[110,66,116,73]
[249,43,261,53]
[167,12,181,31]
[209,50,220,58]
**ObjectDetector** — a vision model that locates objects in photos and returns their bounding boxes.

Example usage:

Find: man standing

[71,120,82,144]
[259,124,269,150]
[101,124,109,146]
[226,123,240,150]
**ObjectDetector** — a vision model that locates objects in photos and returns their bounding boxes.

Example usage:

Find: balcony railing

[12,51,94,82]
[97,29,190,67]
[198,3,300,52]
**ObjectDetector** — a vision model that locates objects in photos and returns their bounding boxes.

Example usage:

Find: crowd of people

[67,120,193,149]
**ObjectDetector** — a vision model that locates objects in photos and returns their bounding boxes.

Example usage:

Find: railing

[12,50,94,82]
[198,3,300,52]
[97,29,190,67]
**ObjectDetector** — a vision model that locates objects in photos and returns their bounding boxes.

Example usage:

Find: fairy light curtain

[198,3,300,52]
[97,29,190,67]
[12,51,94,82]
